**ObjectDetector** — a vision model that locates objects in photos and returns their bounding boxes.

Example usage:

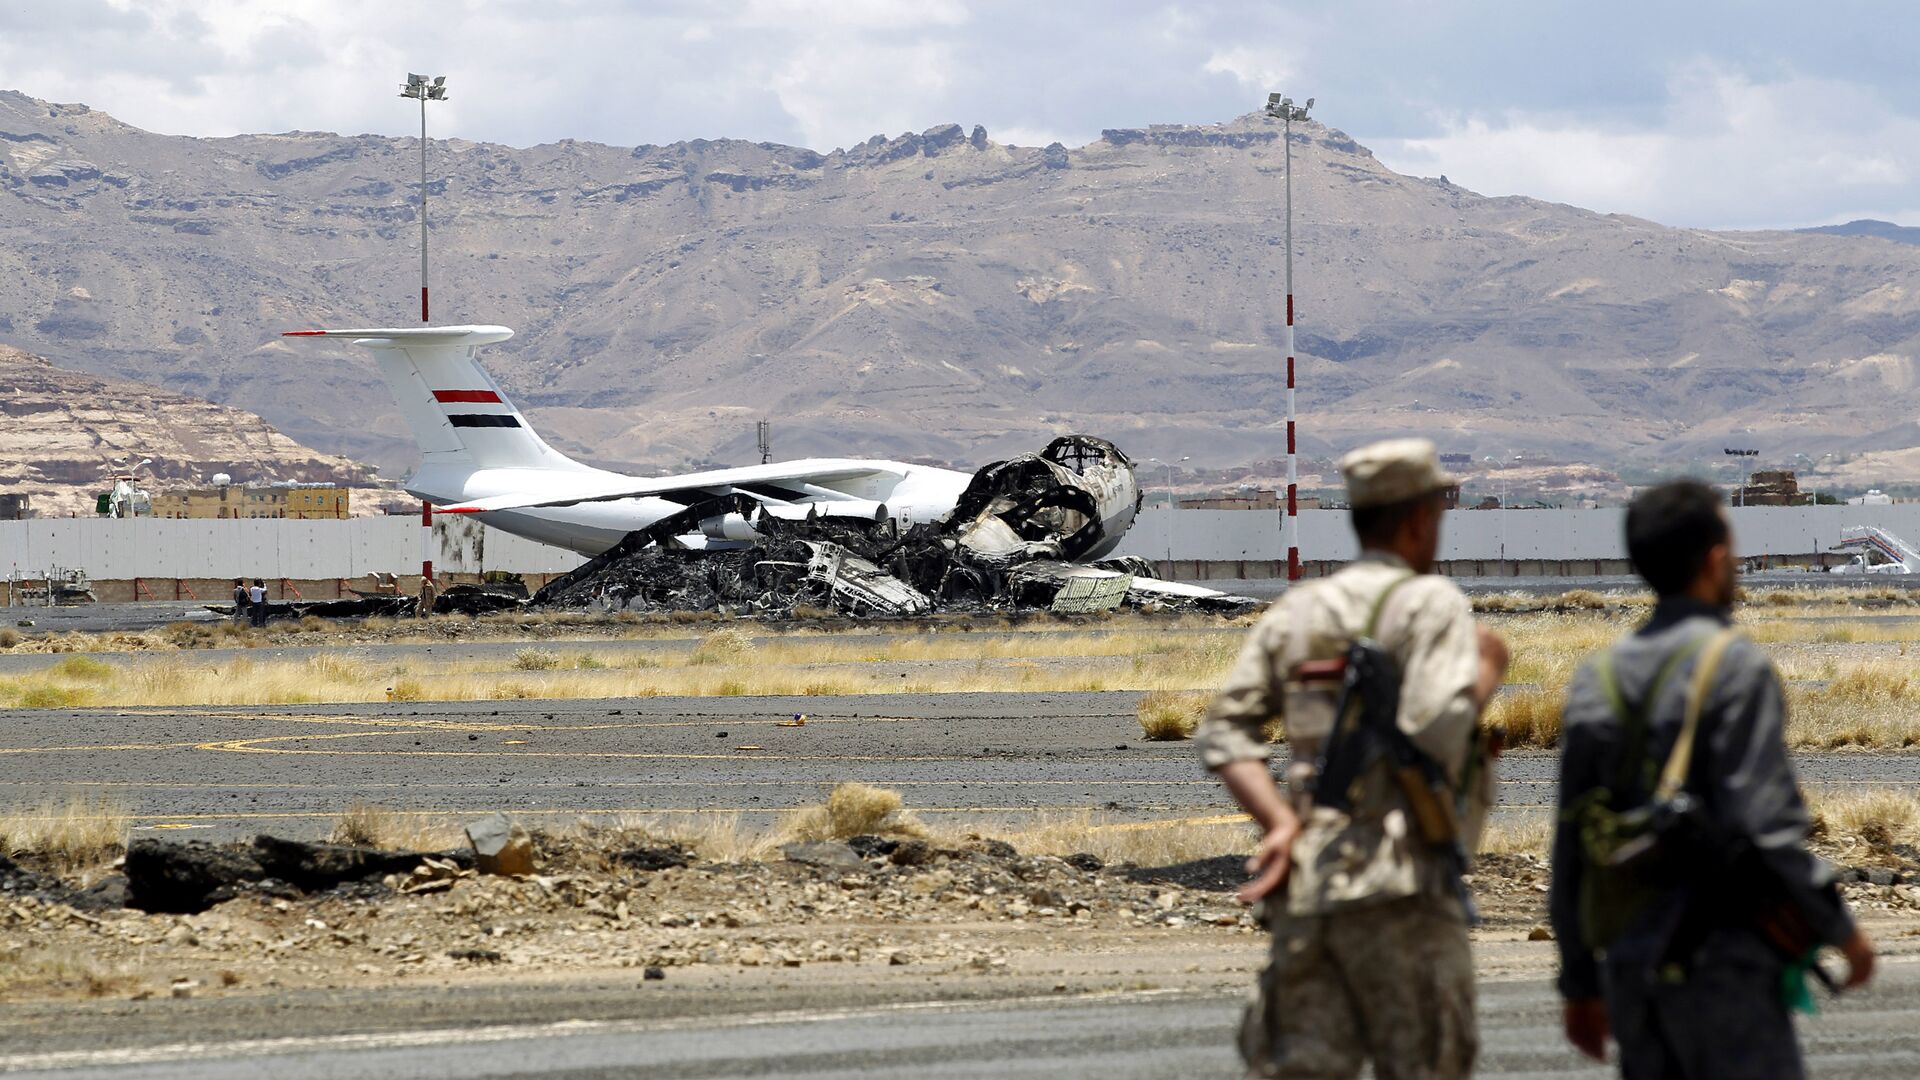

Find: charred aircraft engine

[948,436,1141,567]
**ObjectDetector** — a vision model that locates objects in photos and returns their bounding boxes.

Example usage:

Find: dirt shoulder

[6,826,1916,1035]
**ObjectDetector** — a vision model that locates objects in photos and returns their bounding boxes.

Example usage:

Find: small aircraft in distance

[284,325,1142,563]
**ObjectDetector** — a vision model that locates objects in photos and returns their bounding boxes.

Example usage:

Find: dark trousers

[1605,929,1804,1080]
[250,601,268,627]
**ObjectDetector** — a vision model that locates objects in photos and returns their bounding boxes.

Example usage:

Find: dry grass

[781,783,927,842]
[601,803,1256,869]
[305,651,370,683]
[1138,690,1210,741]
[512,647,561,671]
[1814,663,1915,704]
[0,626,1255,709]
[0,792,131,872]
[658,812,780,863]
[0,944,143,1000]
[991,810,1258,867]
[386,677,427,702]
[1811,789,1920,849]
[326,801,461,851]
[2,684,95,708]
[49,655,114,682]
[690,627,757,665]
[1485,688,1564,749]
[598,786,931,863]
[1474,590,1634,614]
[1477,814,1552,857]
[1787,662,1920,748]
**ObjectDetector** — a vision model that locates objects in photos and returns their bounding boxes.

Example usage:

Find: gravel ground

[2,828,1917,1077]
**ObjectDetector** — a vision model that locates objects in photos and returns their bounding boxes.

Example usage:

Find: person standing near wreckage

[1550,481,1873,1077]
[1198,438,1509,1079]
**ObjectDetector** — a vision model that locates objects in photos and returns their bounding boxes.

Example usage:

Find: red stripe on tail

[432,389,503,403]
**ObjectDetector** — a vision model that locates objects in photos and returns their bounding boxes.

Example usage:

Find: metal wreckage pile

[529,437,1257,618]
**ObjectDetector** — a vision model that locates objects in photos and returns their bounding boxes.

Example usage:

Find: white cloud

[6,3,1920,229]
[1201,46,1293,94]
[771,40,954,150]
[1375,64,1920,228]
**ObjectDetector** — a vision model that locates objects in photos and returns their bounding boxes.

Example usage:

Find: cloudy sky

[6,0,1917,230]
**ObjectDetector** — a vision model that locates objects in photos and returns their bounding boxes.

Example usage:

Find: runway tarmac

[2,693,1916,840]
[5,961,1918,1078]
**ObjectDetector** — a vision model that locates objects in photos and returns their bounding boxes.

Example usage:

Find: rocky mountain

[3,88,1919,493]
[1799,220,1920,246]
[0,344,381,518]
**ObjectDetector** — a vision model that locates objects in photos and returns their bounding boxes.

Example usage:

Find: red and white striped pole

[1285,293,1299,581]
[420,500,434,586]
[1277,95,1311,581]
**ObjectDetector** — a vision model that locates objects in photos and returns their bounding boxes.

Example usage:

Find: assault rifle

[1307,637,1479,924]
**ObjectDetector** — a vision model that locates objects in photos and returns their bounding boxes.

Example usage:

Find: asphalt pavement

[5,963,1919,1078]
[1,693,1917,840]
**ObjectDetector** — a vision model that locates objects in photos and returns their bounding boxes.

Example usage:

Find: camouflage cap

[1340,438,1459,509]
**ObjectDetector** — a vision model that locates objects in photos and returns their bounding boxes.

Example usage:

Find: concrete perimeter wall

[0,517,586,581]
[1112,505,1920,566]
[4,504,1918,594]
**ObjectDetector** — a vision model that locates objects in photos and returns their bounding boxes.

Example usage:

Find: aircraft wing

[437,461,903,514]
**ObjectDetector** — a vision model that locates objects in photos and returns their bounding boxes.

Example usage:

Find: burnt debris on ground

[530,437,1258,618]
[205,580,531,623]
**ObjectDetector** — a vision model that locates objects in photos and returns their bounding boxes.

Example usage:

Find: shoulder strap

[1654,628,1742,802]
[1599,632,1713,796]
[1363,571,1416,639]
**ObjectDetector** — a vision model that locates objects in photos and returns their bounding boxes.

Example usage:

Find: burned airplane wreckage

[530,437,1257,617]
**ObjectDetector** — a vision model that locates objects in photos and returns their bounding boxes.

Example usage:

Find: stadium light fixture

[400,74,449,321]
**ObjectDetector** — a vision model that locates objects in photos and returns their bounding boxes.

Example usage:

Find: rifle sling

[1313,571,1415,794]
[1594,627,1741,803]
[1596,634,1709,798]
[1657,629,1741,803]
[1364,571,1416,639]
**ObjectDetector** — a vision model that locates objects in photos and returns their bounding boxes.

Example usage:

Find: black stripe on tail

[448,415,522,428]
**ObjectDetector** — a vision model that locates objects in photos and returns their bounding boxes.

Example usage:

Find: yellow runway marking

[0,741,216,755]
[192,730,985,762]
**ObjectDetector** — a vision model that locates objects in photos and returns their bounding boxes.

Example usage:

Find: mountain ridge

[3,89,1918,493]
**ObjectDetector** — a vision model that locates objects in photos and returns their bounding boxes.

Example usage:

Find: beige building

[150,484,350,520]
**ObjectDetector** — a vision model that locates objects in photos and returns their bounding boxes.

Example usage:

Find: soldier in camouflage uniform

[1551,481,1874,1077]
[1198,438,1510,1079]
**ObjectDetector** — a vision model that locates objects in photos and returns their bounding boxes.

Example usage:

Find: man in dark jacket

[1550,480,1873,1077]
[231,578,249,623]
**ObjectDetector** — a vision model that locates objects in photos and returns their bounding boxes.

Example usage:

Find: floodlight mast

[1265,92,1312,580]
[399,74,448,323]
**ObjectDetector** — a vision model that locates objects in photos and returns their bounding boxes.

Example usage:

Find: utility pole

[1265,92,1312,581]
[757,420,773,465]
[400,74,448,323]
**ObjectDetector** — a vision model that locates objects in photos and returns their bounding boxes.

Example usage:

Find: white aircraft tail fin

[283,326,589,473]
